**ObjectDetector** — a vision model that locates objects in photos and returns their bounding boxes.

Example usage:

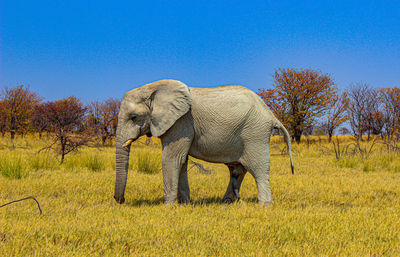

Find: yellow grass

[1,135,400,256]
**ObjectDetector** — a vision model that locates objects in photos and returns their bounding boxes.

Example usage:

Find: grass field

[1,135,400,256]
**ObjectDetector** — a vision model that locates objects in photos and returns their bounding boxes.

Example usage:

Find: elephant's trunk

[114,133,131,204]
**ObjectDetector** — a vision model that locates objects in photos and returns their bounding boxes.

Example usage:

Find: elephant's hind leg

[241,151,273,205]
[221,164,247,203]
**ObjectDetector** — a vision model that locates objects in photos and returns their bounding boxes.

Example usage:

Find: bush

[0,153,28,179]
[133,148,161,174]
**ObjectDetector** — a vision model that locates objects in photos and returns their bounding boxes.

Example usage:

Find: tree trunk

[61,151,65,164]
[294,129,302,144]
[60,135,65,164]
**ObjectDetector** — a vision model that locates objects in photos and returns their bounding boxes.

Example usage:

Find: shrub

[0,153,28,179]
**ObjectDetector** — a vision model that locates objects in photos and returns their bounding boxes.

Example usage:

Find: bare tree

[348,83,379,141]
[323,92,350,142]
[87,98,120,145]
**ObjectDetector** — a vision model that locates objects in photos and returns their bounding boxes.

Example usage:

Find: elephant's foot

[164,200,175,205]
[258,200,273,207]
[221,197,235,204]
[164,194,178,204]
[221,194,239,204]
[177,192,190,204]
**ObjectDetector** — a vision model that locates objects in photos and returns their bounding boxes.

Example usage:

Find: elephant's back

[189,85,260,108]
[189,85,270,119]
[189,85,274,136]
[188,85,271,163]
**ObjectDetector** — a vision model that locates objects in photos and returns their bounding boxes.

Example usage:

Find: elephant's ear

[149,80,191,137]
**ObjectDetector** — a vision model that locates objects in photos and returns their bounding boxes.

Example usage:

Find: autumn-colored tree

[0,100,7,137]
[41,96,88,163]
[379,87,400,140]
[30,103,50,138]
[258,68,337,143]
[348,84,380,141]
[323,92,350,142]
[87,98,120,145]
[0,85,42,139]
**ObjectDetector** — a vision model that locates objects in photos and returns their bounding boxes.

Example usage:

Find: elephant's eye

[130,114,137,121]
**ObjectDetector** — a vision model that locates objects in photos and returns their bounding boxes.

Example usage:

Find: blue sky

[1,0,399,102]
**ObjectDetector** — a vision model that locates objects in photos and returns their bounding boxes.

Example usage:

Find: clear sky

[1,0,399,102]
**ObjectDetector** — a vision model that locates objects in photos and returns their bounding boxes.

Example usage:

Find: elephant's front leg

[177,158,190,204]
[161,152,186,204]
[161,136,192,204]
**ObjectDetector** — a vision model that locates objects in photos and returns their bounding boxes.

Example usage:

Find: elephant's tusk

[122,139,134,148]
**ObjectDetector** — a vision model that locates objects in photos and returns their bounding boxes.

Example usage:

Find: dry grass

[0,135,399,256]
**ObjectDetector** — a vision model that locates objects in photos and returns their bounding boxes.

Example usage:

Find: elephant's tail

[274,120,294,174]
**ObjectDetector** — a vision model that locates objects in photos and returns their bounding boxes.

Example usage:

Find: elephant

[114,79,293,205]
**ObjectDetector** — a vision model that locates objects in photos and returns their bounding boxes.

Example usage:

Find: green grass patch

[84,153,105,172]
[0,153,28,179]
[362,161,376,172]
[133,147,161,174]
[29,152,57,171]
[62,152,106,172]
[335,157,359,169]
[62,154,81,172]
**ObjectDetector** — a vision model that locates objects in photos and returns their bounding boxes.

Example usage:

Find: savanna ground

[0,135,400,256]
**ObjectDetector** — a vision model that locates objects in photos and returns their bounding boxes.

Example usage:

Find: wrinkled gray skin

[114,79,293,205]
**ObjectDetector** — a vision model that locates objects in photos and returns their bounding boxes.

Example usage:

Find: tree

[365,110,384,137]
[86,100,102,136]
[348,83,380,141]
[31,103,50,138]
[323,92,350,142]
[0,101,6,137]
[87,98,120,145]
[41,96,88,163]
[258,68,337,143]
[0,85,42,139]
[379,87,400,140]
